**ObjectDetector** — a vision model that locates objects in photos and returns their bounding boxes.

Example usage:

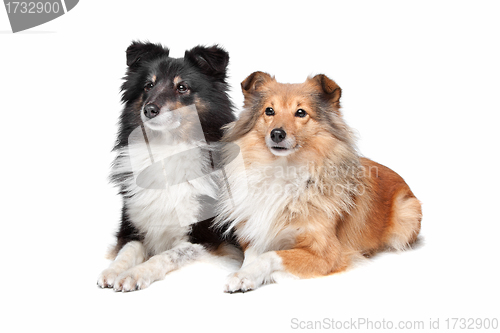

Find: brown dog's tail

[387,190,422,251]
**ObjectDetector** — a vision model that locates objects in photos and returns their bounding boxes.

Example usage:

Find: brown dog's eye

[144,82,154,92]
[295,109,307,118]
[177,83,189,94]
[265,107,275,116]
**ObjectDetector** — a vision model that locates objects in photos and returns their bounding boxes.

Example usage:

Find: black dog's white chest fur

[112,138,216,256]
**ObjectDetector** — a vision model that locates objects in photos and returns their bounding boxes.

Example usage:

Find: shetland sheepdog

[97,42,237,292]
[216,72,422,292]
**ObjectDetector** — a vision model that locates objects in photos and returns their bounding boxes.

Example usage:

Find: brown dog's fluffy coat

[216,72,422,292]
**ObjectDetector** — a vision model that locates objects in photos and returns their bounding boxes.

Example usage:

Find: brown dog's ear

[311,74,342,105]
[241,71,273,94]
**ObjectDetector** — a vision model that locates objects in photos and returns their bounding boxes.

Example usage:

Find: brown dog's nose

[270,128,286,143]
[144,103,160,119]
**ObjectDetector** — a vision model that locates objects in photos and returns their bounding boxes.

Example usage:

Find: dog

[216,72,422,292]
[97,42,237,292]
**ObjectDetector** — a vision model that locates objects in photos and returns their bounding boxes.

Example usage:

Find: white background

[1,1,499,332]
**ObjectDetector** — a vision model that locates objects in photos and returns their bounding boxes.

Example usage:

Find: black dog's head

[115,41,235,150]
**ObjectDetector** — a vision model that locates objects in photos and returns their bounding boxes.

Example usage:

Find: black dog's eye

[144,82,154,92]
[265,107,275,116]
[295,109,307,118]
[177,83,189,94]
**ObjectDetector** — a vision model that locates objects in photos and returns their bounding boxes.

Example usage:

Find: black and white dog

[97,42,237,292]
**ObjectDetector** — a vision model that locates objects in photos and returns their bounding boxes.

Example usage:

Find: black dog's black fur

[111,41,237,255]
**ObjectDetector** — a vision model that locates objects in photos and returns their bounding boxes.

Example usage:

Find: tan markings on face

[134,95,144,116]
[194,96,207,114]
[173,76,182,86]
[164,100,184,112]
[151,75,156,84]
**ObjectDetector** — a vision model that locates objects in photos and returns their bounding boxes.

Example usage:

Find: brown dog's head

[224,72,354,162]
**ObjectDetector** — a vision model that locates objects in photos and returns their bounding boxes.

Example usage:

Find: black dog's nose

[144,103,160,119]
[270,128,286,143]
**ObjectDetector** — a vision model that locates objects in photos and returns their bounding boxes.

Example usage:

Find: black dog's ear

[126,41,169,67]
[310,74,342,105]
[184,45,229,78]
[241,71,274,95]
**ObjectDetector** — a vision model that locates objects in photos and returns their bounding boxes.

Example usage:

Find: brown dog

[216,72,422,292]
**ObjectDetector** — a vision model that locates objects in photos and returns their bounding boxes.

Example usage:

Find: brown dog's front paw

[224,272,257,293]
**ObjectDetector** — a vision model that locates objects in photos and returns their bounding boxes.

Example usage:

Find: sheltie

[216,72,422,292]
[97,42,237,292]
